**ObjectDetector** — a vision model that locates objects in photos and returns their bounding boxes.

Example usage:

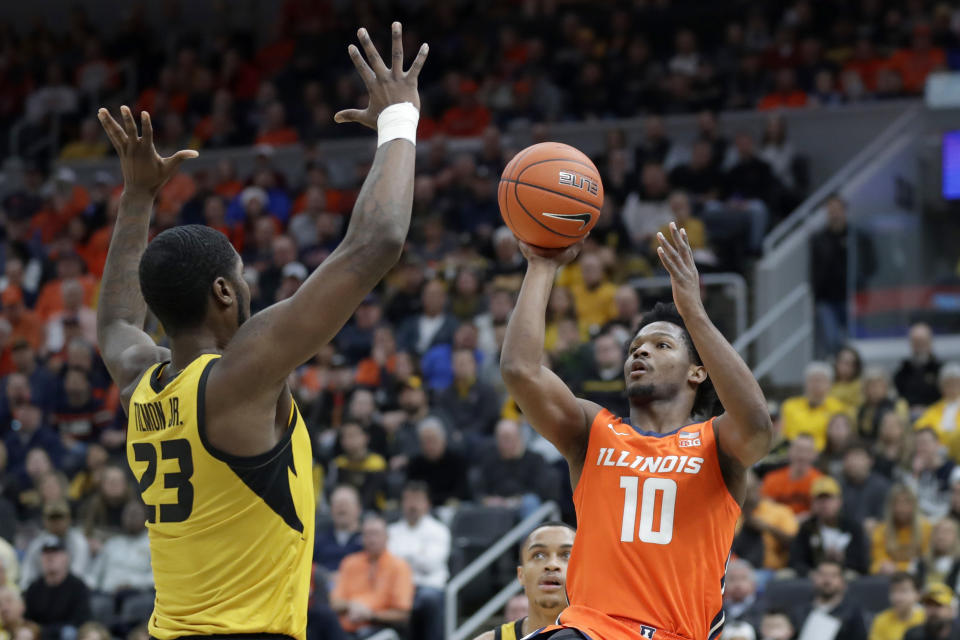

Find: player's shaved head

[518,522,575,612]
[520,521,575,562]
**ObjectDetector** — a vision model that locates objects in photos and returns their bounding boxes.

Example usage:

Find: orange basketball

[498,142,604,249]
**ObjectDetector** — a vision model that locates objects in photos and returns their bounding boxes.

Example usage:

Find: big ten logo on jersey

[132,397,184,433]
[639,626,657,639]
[678,430,701,448]
[558,170,600,195]
[595,447,703,475]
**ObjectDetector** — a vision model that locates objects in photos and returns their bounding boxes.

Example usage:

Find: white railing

[445,501,560,640]
[731,283,813,379]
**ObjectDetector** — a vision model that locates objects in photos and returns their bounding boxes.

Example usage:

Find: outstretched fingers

[120,105,139,139]
[97,108,128,149]
[140,111,153,146]
[391,22,403,78]
[406,42,429,78]
[162,149,199,173]
[347,44,376,87]
[358,27,388,78]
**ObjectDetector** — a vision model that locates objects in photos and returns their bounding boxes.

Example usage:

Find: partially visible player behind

[501,222,773,640]
[95,23,428,640]
[473,523,576,640]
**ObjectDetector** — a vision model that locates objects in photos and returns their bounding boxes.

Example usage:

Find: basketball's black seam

[510,177,586,240]
[501,178,603,213]
[515,155,600,181]
[499,143,557,242]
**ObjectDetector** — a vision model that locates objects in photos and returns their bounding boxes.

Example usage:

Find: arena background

[1,1,960,640]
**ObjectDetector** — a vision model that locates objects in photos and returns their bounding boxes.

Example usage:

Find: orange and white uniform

[548,409,740,640]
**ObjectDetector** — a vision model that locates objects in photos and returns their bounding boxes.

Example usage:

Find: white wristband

[377,102,419,148]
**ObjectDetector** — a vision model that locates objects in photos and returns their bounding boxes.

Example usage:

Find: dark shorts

[153,635,296,640]
[524,630,591,640]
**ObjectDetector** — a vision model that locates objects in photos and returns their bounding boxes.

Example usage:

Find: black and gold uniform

[494,618,527,640]
[127,354,314,640]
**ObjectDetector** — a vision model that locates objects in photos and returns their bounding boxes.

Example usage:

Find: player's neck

[628,401,694,434]
[169,333,223,373]
[525,606,563,634]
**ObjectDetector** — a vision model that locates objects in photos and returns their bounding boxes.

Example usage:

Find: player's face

[624,322,704,402]
[518,527,574,610]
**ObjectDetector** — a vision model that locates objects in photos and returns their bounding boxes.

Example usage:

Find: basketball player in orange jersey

[501,222,773,640]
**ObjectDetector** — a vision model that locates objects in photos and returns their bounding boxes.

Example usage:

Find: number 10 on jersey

[619,476,677,545]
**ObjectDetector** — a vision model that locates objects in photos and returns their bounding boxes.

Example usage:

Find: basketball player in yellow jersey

[94,23,428,640]
[472,523,576,640]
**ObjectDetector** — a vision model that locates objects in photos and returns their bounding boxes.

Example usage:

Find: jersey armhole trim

[710,418,744,514]
[196,357,299,470]
[572,407,608,503]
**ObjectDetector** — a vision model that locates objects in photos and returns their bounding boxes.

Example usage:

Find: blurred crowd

[3,0,960,161]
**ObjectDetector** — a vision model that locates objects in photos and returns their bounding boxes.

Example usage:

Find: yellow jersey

[493,618,526,640]
[127,353,315,640]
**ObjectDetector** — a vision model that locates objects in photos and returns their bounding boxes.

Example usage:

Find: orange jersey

[559,409,740,640]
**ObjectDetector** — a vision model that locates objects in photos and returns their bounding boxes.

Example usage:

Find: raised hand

[97,105,198,198]
[656,221,704,318]
[335,22,429,129]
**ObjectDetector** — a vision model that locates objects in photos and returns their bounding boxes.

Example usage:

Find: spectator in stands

[758,68,809,110]
[476,420,551,517]
[809,194,876,358]
[19,500,89,590]
[86,500,153,621]
[621,163,672,251]
[905,583,959,640]
[24,535,91,640]
[904,428,955,520]
[830,346,864,412]
[888,24,947,95]
[5,404,64,480]
[793,559,867,640]
[76,622,111,640]
[915,363,960,446]
[0,586,28,639]
[840,442,891,534]
[651,191,715,268]
[759,113,801,197]
[669,140,724,200]
[80,464,132,536]
[406,417,469,506]
[735,470,797,571]
[255,102,298,147]
[895,323,943,412]
[387,482,449,640]
[567,253,617,339]
[397,280,458,356]
[315,485,363,576]
[871,484,931,575]
[723,559,765,631]
[570,331,628,418]
[59,118,108,161]
[331,514,413,639]
[53,368,111,459]
[869,572,925,640]
[789,476,869,576]
[8,342,58,416]
[433,348,499,448]
[34,253,97,323]
[441,80,491,138]
[922,518,960,589]
[762,433,823,515]
[726,131,779,205]
[759,611,794,640]
[859,367,910,441]
[0,289,42,352]
[875,410,912,480]
[781,361,848,449]
[421,323,485,392]
[68,443,107,504]
[819,414,857,478]
[329,422,387,512]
